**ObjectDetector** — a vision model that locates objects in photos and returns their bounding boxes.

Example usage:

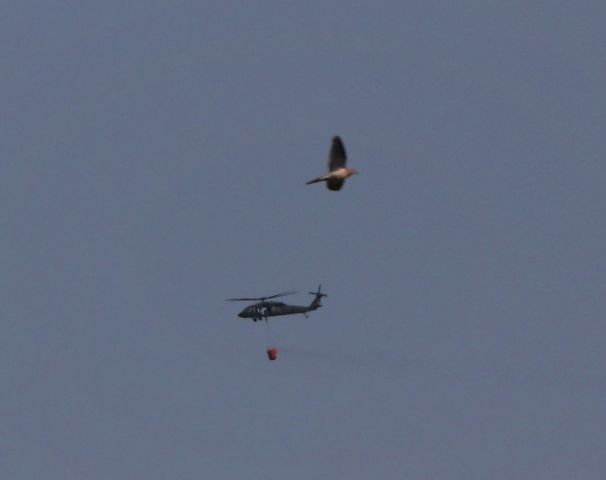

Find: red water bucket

[267,347,278,361]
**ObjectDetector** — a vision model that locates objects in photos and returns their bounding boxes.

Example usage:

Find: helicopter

[227,285,327,322]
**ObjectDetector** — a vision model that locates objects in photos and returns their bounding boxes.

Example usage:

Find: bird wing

[326,177,344,191]
[328,136,347,171]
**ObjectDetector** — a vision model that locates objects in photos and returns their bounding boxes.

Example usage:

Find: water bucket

[267,347,278,361]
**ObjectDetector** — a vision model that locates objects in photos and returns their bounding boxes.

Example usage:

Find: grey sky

[2,2,605,479]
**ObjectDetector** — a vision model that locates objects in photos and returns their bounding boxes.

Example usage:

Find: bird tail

[306,177,324,185]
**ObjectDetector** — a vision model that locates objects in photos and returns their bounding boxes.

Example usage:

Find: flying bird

[306,136,359,191]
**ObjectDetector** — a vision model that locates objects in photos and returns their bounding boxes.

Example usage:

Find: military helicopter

[227,285,327,322]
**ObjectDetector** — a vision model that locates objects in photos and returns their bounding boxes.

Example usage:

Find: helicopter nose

[238,309,246,318]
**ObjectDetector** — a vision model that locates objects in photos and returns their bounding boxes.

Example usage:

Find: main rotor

[226,290,297,303]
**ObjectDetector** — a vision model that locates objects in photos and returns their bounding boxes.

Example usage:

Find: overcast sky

[2,2,605,479]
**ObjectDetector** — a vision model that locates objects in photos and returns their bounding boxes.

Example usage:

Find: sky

[2,1,605,479]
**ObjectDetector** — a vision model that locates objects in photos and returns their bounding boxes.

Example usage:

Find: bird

[306,136,359,191]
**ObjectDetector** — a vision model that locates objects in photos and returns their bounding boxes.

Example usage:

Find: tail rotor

[309,284,327,298]
[309,285,327,310]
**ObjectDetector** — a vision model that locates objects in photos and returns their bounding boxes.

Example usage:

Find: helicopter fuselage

[238,301,316,321]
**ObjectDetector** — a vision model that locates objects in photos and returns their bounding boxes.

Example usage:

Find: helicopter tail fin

[308,285,327,310]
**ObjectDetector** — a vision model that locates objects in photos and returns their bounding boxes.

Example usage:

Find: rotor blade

[264,290,297,300]
[226,290,297,302]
